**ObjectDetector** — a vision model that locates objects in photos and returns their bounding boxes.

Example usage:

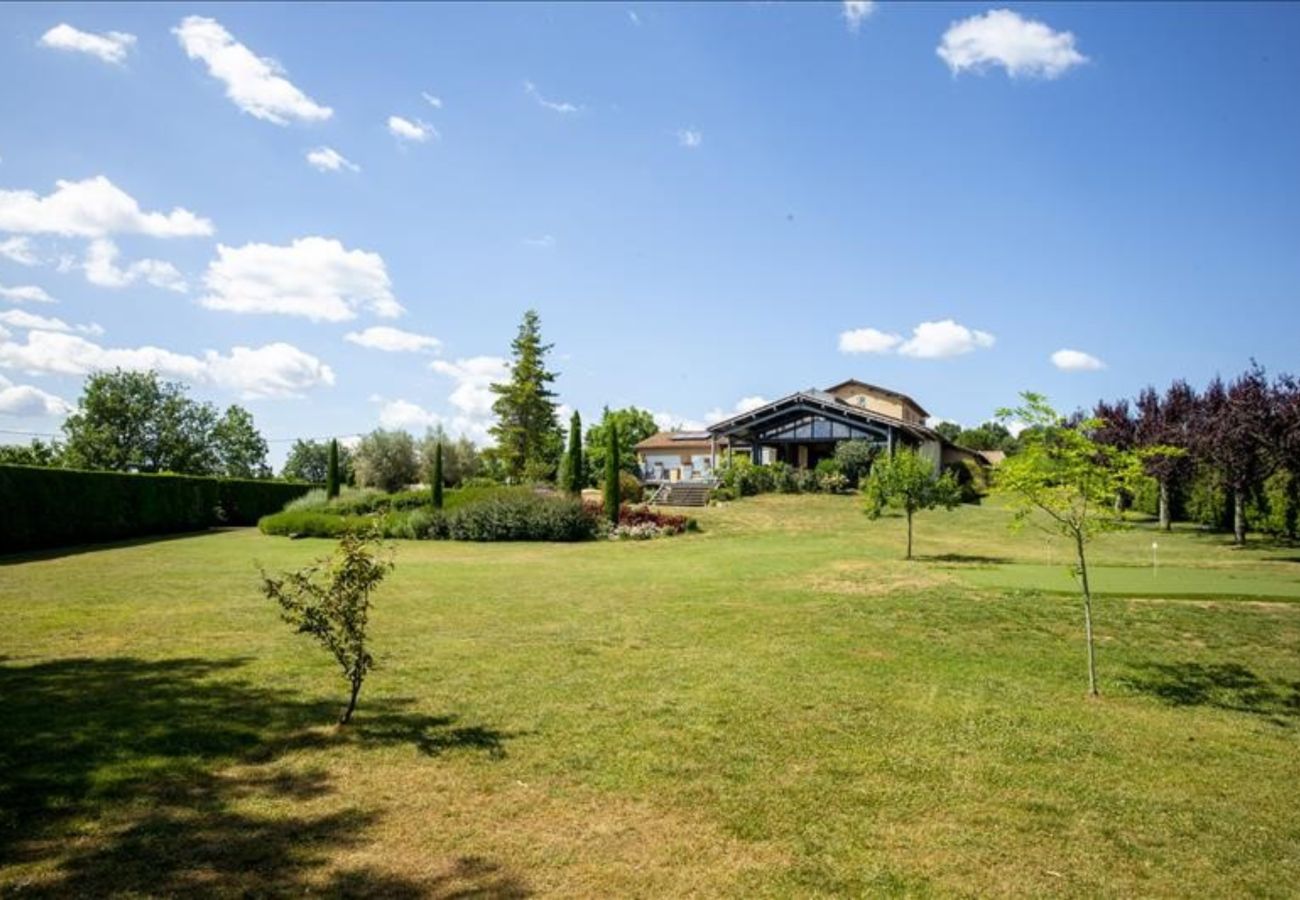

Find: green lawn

[2,495,1298,897]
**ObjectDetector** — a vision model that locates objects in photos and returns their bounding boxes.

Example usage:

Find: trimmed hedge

[258,489,598,542]
[0,464,316,552]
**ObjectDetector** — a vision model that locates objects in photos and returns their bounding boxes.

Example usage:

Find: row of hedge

[260,491,599,542]
[0,464,317,552]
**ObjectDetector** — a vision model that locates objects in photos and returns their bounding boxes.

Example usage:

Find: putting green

[952,561,1300,600]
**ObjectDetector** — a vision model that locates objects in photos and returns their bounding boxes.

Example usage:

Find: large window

[756,415,884,443]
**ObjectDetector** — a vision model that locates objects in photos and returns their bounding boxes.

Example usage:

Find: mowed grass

[1,495,1298,897]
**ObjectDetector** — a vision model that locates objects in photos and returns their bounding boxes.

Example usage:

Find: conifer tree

[604,424,620,524]
[489,309,562,481]
[432,441,444,509]
[563,411,583,496]
[326,438,340,499]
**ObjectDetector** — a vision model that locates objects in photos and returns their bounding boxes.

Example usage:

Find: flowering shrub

[584,502,697,538]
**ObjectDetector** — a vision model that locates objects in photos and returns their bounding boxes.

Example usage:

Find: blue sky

[2,2,1298,465]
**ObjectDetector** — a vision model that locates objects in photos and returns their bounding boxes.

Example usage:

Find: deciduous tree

[61,370,219,474]
[585,406,657,478]
[863,447,961,560]
[353,429,419,493]
[260,531,393,724]
[995,393,1141,696]
[1196,366,1276,545]
[212,405,270,478]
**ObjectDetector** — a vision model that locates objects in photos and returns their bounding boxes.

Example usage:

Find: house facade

[634,379,985,484]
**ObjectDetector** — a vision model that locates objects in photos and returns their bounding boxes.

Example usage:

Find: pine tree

[326,438,340,499]
[489,310,562,482]
[432,441,444,509]
[604,423,620,524]
[563,411,583,496]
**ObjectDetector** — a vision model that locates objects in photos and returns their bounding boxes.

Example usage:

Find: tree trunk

[905,509,913,560]
[1233,488,1246,545]
[339,677,362,725]
[1158,477,1171,531]
[1075,531,1099,697]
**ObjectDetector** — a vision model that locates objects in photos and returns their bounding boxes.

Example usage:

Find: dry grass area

[2,494,1298,897]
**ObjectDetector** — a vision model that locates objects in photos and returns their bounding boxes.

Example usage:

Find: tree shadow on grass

[1123,661,1300,726]
[0,656,525,897]
[913,553,1012,565]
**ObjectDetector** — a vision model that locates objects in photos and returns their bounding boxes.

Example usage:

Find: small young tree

[863,447,962,560]
[432,441,444,509]
[259,530,393,724]
[326,438,341,499]
[603,423,620,524]
[995,392,1141,697]
[562,410,583,496]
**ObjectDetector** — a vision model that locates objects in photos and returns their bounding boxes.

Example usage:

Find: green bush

[380,507,449,540]
[833,440,878,487]
[618,470,644,504]
[446,492,597,542]
[1187,465,1231,530]
[0,464,315,552]
[1248,471,1298,538]
[257,510,375,537]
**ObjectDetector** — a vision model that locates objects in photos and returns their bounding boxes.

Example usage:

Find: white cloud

[84,239,187,292]
[173,16,332,125]
[0,373,71,417]
[387,115,435,143]
[842,1,875,33]
[628,10,642,26]
[937,9,1086,79]
[374,396,494,443]
[0,237,40,266]
[345,326,440,353]
[0,309,72,332]
[202,342,335,398]
[523,235,556,248]
[653,410,706,432]
[421,91,443,109]
[702,395,770,426]
[898,319,995,359]
[198,236,402,322]
[39,23,136,64]
[677,128,703,149]
[429,355,508,417]
[306,146,359,173]
[0,283,56,304]
[0,176,213,238]
[524,81,581,115]
[1051,348,1105,371]
[838,327,902,354]
[0,330,332,398]
[376,398,441,430]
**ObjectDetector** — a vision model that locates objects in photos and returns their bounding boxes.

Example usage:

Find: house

[634,379,987,484]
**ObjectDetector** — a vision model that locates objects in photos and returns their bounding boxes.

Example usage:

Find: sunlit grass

[1,494,1297,896]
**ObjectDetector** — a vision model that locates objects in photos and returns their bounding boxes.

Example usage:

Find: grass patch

[2,494,1298,895]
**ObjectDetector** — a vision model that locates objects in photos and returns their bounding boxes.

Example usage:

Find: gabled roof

[824,379,930,418]
[707,390,938,442]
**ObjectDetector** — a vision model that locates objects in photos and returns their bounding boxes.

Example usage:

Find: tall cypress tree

[604,424,620,524]
[489,310,562,482]
[563,411,583,496]
[326,438,340,499]
[432,441,444,509]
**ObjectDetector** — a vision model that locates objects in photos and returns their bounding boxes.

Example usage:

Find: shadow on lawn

[1124,661,1300,725]
[0,529,230,567]
[914,553,1012,565]
[0,656,525,897]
